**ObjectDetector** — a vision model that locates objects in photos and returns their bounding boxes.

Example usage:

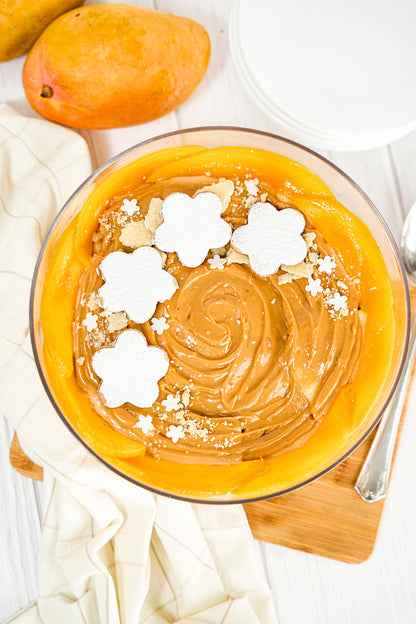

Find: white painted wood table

[1,2,416,623]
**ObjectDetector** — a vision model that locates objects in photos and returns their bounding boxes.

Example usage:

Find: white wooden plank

[262,384,416,624]
[153,0,285,133]
[327,147,405,242]
[0,416,42,622]
[388,128,416,217]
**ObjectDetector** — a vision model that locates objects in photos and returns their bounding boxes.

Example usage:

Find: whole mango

[22,4,210,129]
[0,0,84,62]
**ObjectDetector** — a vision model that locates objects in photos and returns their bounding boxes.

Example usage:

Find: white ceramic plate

[229,0,416,150]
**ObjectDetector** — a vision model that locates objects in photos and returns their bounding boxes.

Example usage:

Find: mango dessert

[40,146,396,500]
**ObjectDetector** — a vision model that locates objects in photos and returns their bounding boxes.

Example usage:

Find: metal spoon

[355,202,416,502]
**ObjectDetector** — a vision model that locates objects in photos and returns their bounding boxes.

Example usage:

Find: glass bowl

[30,127,410,503]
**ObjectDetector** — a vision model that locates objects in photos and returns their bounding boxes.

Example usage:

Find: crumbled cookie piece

[87,291,102,311]
[308,251,319,265]
[303,232,316,248]
[243,195,258,209]
[234,180,244,196]
[144,198,163,233]
[157,249,167,267]
[105,311,129,333]
[244,178,259,196]
[119,221,153,248]
[211,245,227,257]
[277,273,296,285]
[196,178,235,213]
[226,248,249,266]
[281,260,313,279]
[173,408,209,442]
[181,387,191,408]
[86,328,107,350]
[260,192,268,202]
[116,213,129,227]
[76,356,85,366]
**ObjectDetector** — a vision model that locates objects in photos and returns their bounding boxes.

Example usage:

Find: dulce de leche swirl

[73,176,362,464]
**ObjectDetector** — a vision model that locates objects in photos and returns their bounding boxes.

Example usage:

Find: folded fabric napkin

[0,105,277,624]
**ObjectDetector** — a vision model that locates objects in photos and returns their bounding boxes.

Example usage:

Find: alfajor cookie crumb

[120,221,153,248]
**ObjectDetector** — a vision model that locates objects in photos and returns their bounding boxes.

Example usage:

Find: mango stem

[40,85,54,98]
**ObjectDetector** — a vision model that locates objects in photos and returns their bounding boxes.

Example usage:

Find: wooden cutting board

[10,292,414,565]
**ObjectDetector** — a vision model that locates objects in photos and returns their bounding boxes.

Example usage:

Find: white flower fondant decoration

[208,254,226,270]
[154,192,232,268]
[150,316,169,335]
[98,247,178,324]
[317,255,336,275]
[121,198,140,216]
[134,414,155,434]
[92,329,169,408]
[166,424,185,443]
[305,277,323,297]
[231,203,307,276]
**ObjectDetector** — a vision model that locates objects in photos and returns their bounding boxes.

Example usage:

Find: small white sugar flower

[121,198,140,216]
[82,312,98,332]
[317,255,336,275]
[327,292,348,312]
[134,415,155,435]
[208,254,226,270]
[305,277,323,297]
[151,316,169,335]
[166,425,185,443]
[161,394,182,411]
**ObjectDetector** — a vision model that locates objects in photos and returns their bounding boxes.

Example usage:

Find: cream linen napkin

[0,106,277,624]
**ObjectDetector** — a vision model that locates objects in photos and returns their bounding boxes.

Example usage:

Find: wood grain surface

[9,436,43,482]
[10,291,414,565]
[245,427,402,564]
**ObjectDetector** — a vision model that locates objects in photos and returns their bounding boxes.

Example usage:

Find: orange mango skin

[22,4,210,129]
[0,0,84,62]
[41,146,396,500]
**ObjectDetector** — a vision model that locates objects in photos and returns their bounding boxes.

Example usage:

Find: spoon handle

[355,313,416,503]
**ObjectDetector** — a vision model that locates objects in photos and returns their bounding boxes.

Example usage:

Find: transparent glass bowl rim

[29,125,411,504]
